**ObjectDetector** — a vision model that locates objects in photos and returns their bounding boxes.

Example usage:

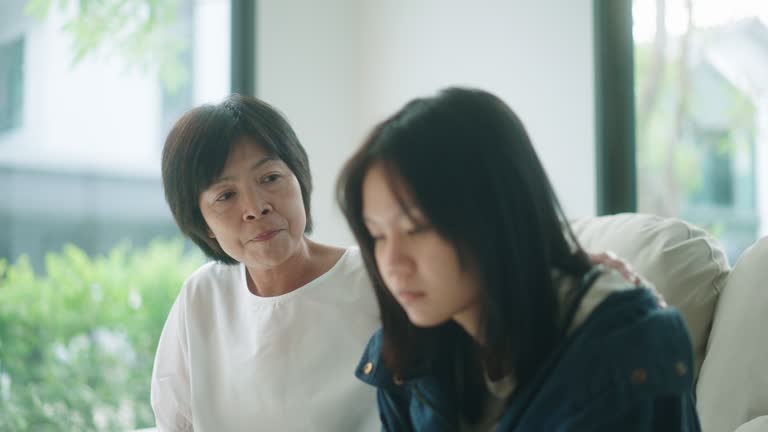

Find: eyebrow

[363,206,424,226]
[212,155,280,185]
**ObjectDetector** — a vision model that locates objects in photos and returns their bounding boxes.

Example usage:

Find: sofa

[571,213,768,432]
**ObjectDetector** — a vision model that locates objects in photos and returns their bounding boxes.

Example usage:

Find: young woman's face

[362,162,482,332]
[198,138,307,270]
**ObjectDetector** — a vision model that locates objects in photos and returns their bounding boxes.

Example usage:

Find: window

[0,36,24,132]
[632,0,768,261]
[595,0,767,262]
[0,0,236,429]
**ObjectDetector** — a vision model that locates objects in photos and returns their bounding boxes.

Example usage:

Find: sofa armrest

[734,416,768,432]
[697,237,768,432]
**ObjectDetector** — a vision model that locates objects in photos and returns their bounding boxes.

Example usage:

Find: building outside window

[0,36,24,133]
[633,0,768,262]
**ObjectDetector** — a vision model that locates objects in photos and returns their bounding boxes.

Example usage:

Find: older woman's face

[199,138,307,270]
[362,163,482,333]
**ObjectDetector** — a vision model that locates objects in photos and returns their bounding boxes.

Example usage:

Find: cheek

[372,244,397,293]
[372,241,383,262]
[424,239,461,276]
[282,180,307,223]
[198,207,217,233]
[205,209,232,230]
[427,244,477,297]
[371,245,385,275]
[453,265,482,307]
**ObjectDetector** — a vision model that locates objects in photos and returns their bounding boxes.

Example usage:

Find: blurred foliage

[634,11,760,262]
[0,239,203,431]
[24,0,190,92]
[634,41,756,213]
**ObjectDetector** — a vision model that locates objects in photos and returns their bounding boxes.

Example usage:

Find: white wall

[257,1,370,245]
[757,102,768,237]
[258,0,596,246]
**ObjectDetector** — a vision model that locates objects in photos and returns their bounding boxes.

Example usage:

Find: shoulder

[354,328,399,389]
[323,246,375,290]
[356,327,384,381]
[581,285,688,347]
[178,260,242,305]
[184,260,240,288]
[570,287,696,399]
[334,246,367,276]
[500,288,697,428]
[355,326,427,391]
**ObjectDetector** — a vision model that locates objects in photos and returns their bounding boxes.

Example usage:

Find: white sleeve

[151,296,194,432]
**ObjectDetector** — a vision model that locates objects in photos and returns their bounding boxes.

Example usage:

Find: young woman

[337,87,700,431]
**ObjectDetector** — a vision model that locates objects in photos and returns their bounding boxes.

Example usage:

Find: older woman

[150,95,380,431]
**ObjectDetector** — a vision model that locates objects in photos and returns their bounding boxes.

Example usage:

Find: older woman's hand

[588,251,667,308]
[588,251,641,284]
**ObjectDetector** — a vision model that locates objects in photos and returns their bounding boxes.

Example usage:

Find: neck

[245,239,317,297]
[453,305,483,344]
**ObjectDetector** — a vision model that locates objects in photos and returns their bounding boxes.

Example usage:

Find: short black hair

[337,87,591,422]
[162,94,313,264]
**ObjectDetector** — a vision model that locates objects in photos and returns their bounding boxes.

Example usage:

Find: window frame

[231,0,257,95]
[593,0,637,214]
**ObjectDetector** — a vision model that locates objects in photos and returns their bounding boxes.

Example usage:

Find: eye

[215,191,236,202]
[407,223,431,235]
[262,173,282,184]
[370,234,385,242]
[366,226,385,242]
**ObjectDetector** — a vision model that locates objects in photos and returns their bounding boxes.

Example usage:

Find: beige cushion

[570,213,730,379]
[697,237,768,432]
[734,416,768,432]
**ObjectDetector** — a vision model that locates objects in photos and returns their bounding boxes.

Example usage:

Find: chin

[405,312,449,328]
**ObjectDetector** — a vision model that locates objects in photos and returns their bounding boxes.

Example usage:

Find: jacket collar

[356,328,397,388]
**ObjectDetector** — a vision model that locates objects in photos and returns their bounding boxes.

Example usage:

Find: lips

[396,290,425,304]
[249,229,283,242]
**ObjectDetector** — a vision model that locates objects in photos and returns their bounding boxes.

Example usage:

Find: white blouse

[150,247,381,431]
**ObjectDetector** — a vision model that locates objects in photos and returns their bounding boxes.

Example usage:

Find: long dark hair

[337,87,592,422]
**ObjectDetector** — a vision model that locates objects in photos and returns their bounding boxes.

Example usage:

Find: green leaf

[0,238,203,429]
[24,0,54,20]
[28,0,189,93]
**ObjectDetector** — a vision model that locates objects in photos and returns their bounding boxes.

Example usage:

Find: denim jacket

[355,275,701,431]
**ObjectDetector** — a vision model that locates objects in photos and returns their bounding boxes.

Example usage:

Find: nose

[378,234,414,280]
[242,191,272,221]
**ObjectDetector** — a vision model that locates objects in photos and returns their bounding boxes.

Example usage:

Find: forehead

[363,163,402,200]
[226,136,273,161]
[216,137,285,175]
[362,163,421,221]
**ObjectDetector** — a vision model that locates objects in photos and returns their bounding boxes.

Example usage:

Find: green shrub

[0,238,204,431]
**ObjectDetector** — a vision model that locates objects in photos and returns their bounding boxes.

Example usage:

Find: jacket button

[363,361,374,375]
[393,374,404,385]
[630,368,647,384]
[675,361,687,377]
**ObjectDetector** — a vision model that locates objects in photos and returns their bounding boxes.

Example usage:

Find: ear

[207,227,216,238]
